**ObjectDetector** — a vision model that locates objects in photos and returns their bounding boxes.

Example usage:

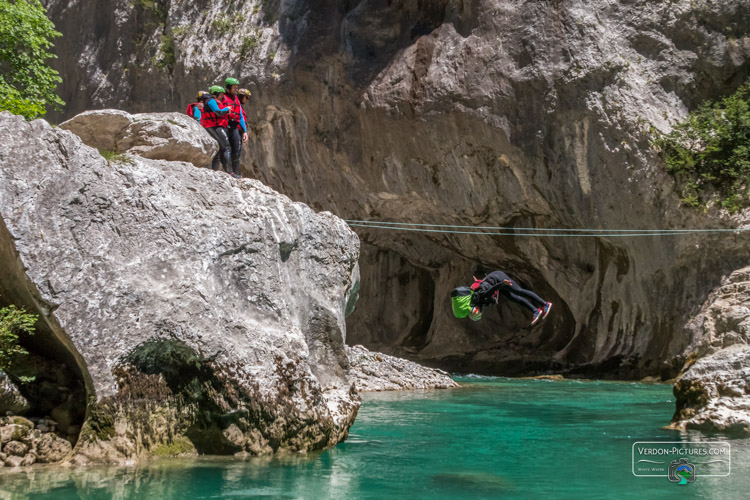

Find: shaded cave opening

[113,337,262,456]
[0,218,88,460]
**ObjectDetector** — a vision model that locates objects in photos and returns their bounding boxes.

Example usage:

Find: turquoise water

[1,376,748,499]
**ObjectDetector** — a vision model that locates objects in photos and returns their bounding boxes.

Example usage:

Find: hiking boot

[531,308,543,326]
[542,301,552,319]
[232,173,241,179]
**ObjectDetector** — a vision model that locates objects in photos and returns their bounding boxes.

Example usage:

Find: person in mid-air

[451,271,552,325]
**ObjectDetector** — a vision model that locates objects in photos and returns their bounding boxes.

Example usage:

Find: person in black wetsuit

[468,271,552,325]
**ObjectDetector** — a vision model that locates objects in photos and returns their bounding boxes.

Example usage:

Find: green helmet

[225,77,240,87]
[209,85,225,95]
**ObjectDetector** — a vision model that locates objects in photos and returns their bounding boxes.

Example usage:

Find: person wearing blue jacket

[221,77,248,178]
[202,86,232,172]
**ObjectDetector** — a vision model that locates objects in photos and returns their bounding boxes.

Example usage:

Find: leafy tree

[0,305,37,371]
[0,0,65,119]
[653,83,750,212]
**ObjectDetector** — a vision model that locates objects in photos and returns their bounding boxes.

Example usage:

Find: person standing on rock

[187,91,210,122]
[202,85,232,173]
[451,271,552,325]
[221,77,248,179]
[237,88,251,108]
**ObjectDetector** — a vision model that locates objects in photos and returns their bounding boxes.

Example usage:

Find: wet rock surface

[346,344,458,392]
[0,111,361,464]
[45,0,750,379]
[671,267,750,437]
[60,110,217,167]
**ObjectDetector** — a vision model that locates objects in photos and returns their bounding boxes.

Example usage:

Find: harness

[222,93,243,126]
[200,98,228,128]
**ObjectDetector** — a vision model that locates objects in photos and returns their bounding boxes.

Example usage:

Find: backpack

[450,287,474,318]
[470,275,499,302]
[186,103,197,118]
[470,275,483,291]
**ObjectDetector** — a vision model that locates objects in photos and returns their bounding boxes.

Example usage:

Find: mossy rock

[151,436,196,457]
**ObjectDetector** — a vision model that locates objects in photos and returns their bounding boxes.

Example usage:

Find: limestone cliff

[671,267,750,436]
[0,111,361,463]
[43,0,750,380]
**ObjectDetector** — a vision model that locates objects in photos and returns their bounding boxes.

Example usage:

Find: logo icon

[668,458,696,485]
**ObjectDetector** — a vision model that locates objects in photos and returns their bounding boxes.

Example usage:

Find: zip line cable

[345,220,750,234]
[345,220,749,238]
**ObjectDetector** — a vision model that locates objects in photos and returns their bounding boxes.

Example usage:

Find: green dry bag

[450,287,473,318]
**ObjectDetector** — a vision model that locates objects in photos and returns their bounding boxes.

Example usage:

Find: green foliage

[653,83,750,212]
[99,150,132,164]
[211,12,245,36]
[171,25,192,39]
[0,305,37,371]
[0,0,65,119]
[239,33,259,58]
[158,34,175,69]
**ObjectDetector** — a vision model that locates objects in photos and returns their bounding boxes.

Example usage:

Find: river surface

[1,376,747,499]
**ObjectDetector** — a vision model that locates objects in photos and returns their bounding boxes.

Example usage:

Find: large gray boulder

[0,111,360,464]
[671,267,750,437]
[60,109,217,167]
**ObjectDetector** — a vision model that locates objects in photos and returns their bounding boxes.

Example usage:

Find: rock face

[0,371,30,415]
[0,416,72,467]
[346,344,458,391]
[59,110,217,167]
[0,111,361,463]
[671,267,750,436]
[671,345,750,437]
[45,1,750,378]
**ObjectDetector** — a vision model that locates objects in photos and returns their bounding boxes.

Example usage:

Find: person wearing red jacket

[202,85,232,173]
[221,77,248,179]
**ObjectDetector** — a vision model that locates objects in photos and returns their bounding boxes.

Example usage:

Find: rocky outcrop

[0,416,73,467]
[0,111,360,464]
[0,371,29,415]
[671,345,750,437]
[346,344,458,391]
[45,1,750,378]
[0,351,86,448]
[59,110,216,167]
[671,267,750,436]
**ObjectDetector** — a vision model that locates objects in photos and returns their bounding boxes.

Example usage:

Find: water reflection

[0,378,748,500]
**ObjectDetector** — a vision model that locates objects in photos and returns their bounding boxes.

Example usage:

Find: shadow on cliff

[267,0,479,87]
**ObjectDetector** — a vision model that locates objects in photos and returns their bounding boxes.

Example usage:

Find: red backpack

[470,276,482,291]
